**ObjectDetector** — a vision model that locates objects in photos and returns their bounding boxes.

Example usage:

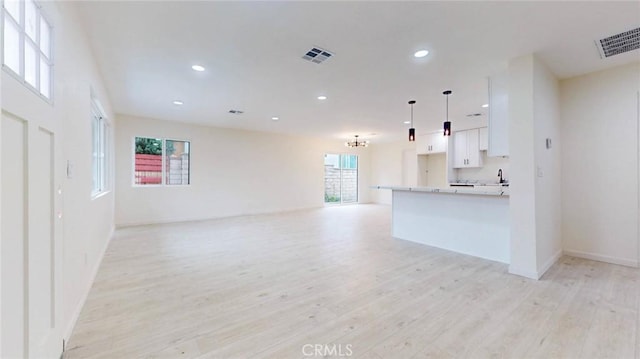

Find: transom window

[2,0,53,99]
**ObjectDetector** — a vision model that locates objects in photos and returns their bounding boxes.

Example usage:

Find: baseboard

[115,205,324,228]
[371,202,392,207]
[563,249,639,268]
[63,224,115,342]
[508,265,539,280]
[537,249,563,279]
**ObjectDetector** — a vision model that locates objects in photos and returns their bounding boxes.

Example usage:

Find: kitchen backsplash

[455,153,509,184]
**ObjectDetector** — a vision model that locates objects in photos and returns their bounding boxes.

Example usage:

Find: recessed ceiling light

[317,96,327,100]
[271,117,279,120]
[414,50,429,58]
[482,104,489,108]
[403,121,411,124]
[191,65,205,72]
[173,100,183,105]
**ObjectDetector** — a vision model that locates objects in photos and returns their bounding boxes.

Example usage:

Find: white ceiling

[76,1,640,142]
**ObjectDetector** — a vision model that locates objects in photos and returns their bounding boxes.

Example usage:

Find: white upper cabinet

[452,131,467,168]
[452,128,482,168]
[416,132,447,155]
[488,72,509,157]
[479,127,488,151]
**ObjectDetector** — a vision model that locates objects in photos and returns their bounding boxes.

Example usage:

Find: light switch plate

[66,160,74,179]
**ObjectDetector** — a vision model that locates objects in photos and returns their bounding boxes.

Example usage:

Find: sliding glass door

[324,154,358,204]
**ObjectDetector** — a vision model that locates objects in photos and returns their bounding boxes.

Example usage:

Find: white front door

[1,110,62,358]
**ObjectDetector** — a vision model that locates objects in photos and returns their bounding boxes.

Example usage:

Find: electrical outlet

[537,166,544,178]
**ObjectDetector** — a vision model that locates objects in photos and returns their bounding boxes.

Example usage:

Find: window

[165,140,190,185]
[91,100,108,196]
[2,0,53,99]
[341,154,358,170]
[134,137,190,186]
[324,154,358,204]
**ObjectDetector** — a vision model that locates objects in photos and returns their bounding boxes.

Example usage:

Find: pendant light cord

[411,103,414,127]
[446,94,449,121]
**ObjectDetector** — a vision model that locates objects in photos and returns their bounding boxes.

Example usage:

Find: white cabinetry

[479,127,488,151]
[452,129,482,168]
[488,72,509,157]
[416,132,446,155]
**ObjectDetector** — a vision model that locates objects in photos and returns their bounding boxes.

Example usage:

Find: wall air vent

[596,27,640,58]
[228,110,244,114]
[302,47,334,64]
[466,113,483,117]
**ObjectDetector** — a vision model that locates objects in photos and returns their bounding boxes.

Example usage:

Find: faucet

[498,169,504,184]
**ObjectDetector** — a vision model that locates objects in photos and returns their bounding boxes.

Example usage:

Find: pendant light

[408,100,416,142]
[443,90,452,136]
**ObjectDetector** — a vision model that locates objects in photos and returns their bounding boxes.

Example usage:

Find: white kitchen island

[376,186,510,264]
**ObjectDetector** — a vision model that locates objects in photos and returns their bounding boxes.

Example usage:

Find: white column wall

[508,54,562,279]
[507,55,539,278]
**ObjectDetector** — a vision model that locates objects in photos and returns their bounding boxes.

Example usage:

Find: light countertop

[372,185,510,197]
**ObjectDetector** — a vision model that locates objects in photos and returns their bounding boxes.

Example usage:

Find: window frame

[1,0,54,102]
[324,153,359,205]
[132,136,191,187]
[164,139,191,186]
[91,98,109,198]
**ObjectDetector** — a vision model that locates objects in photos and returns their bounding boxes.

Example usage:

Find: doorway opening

[324,154,358,204]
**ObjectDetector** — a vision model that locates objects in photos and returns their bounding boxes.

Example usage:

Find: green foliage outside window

[135,137,162,155]
[324,194,340,203]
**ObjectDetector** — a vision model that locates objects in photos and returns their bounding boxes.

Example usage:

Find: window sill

[132,184,191,188]
[91,190,111,200]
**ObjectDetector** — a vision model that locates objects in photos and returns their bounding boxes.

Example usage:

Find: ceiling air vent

[228,109,244,115]
[596,27,640,58]
[302,47,334,64]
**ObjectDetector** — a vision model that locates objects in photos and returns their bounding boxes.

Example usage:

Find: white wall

[507,55,538,278]
[561,62,640,267]
[0,0,115,354]
[533,57,562,275]
[418,153,448,187]
[370,140,415,204]
[507,54,562,279]
[114,115,371,226]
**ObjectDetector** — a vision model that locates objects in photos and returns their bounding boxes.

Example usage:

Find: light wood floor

[65,204,640,359]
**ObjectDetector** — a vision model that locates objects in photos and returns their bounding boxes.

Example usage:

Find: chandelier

[345,135,369,148]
